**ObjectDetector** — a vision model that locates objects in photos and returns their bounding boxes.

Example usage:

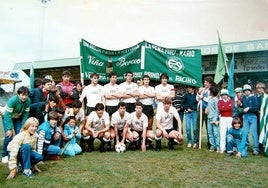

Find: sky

[0,0,268,90]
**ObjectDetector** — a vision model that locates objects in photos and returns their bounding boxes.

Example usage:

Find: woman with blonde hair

[6,117,43,179]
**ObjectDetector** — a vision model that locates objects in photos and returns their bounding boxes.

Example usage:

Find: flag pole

[198,100,202,149]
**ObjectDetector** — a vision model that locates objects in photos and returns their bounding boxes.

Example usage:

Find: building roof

[13,57,81,71]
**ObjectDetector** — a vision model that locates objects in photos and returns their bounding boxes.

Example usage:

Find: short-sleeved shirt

[119,82,138,103]
[63,108,85,125]
[111,111,130,131]
[81,84,103,107]
[87,111,110,131]
[127,112,148,132]
[155,106,179,130]
[103,83,120,106]
[155,84,174,101]
[138,85,155,105]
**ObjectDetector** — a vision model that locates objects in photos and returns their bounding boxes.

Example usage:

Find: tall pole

[38,0,50,60]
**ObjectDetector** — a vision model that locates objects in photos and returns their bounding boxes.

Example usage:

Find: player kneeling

[155,97,183,151]
[124,102,155,152]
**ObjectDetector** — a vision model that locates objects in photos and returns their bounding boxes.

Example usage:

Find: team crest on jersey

[166,56,184,73]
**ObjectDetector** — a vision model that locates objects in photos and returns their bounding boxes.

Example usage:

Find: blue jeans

[18,144,43,170]
[2,118,23,157]
[226,135,248,157]
[243,114,259,153]
[185,111,198,144]
[207,118,220,149]
[45,145,61,156]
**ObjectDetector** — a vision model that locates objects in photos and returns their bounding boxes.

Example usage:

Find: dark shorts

[165,129,174,134]
[142,105,154,118]
[86,107,95,116]
[125,103,135,113]
[106,106,117,117]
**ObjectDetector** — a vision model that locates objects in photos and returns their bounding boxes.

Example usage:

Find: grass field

[0,117,267,188]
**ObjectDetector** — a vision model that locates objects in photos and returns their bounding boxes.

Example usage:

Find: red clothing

[218,98,233,117]
[56,81,74,106]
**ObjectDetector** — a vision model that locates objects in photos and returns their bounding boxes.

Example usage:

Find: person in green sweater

[2,86,31,164]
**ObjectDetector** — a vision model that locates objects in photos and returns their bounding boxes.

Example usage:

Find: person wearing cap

[233,87,243,118]
[56,70,75,108]
[218,89,234,153]
[241,84,259,155]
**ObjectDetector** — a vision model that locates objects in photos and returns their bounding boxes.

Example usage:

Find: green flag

[227,53,235,98]
[259,92,268,156]
[214,32,228,84]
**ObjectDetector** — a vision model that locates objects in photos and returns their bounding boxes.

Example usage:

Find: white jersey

[63,108,85,125]
[103,83,120,106]
[127,112,148,132]
[155,84,174,101]
[119,82,138,103]
[81,84,103,107]
[155,84,174,110]
[155,106,179,130]
[111,111,130,131]
[138,85,155,105]
[87,111,110,131]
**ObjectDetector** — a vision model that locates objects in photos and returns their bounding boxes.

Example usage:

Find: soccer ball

[115,143,126,153]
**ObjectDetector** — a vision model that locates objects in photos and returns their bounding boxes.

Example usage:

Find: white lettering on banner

[179,50,195,57]
[175,76,197,85]
[164,49,176,56]
[144,71,160,79]
[116,57,141,67]
[88,56,104,66]
[133,72,143,78]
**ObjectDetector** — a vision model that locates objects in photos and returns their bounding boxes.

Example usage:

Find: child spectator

[63,100,86,150]
[2,86,31,164]
[206,86,220,152]
[181,86,198,148]
[36,111,61,160]
[233,87,243,118]
[70,81,83,100]
[241,84,259,155]
[218,89,233,153]
[226,117,248,158]
[6,117,43,179]
[56,70,75,107]
[62,116,82,156]
[35,94,59,124]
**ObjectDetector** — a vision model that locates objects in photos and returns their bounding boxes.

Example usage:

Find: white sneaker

[2,156,8,163]
[187,143,192,148]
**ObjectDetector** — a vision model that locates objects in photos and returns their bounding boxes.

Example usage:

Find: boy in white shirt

[155,73,175,111]
[124,102,155,152]
[119,71,139,113]
[83,103,110,152]
[80,73,104,116]
[155,97,183,151]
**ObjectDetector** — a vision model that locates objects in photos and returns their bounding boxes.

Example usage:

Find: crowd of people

[1,70,267,179]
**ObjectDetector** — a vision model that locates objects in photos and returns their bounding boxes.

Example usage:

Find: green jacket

[4,95,30,130]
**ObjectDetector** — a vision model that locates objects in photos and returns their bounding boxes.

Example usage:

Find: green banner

[143,41,202,86]
[80,39,202,86]
[80,39,142,82]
